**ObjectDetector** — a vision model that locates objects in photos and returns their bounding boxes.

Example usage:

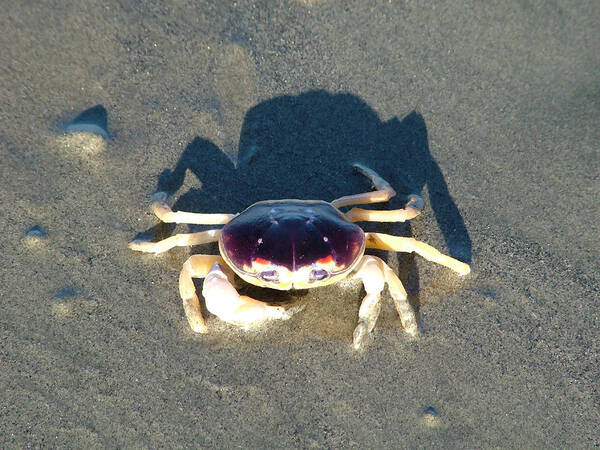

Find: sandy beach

[1,1,598,447]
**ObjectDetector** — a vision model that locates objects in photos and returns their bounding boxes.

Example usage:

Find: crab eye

[309,268,329,282]
[259,270,279,283]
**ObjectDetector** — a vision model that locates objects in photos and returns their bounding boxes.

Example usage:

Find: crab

[129,163,470,348]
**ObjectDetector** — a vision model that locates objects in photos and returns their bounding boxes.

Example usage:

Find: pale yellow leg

[151,191,235,224]
[345,194,424,222]
[179,255,229,333]
[366,233,471,276]
[128,229,220,254]
[332,164,423,223]
[373,256,418,336]
[331,163,396,208]
[352,256,384,348]
[352,255,418,349]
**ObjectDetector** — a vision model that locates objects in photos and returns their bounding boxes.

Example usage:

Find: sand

[1,1,598,447]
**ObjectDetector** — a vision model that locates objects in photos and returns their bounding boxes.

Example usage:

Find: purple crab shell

[220,200,365,274]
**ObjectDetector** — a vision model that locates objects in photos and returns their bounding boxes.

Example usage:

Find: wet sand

[1,1,598,447]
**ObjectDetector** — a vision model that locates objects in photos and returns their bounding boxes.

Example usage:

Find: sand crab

[129,164,470,348]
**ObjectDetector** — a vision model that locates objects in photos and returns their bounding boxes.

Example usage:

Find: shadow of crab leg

[366,232,471,276]
[345,194,424,222]
[151,191,235,224]
[129,229,221,254]
[331,163,397,208]
[201,262,294,328]
[179,255,232,333]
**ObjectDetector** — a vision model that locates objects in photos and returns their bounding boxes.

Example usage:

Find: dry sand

[1,1,598,447]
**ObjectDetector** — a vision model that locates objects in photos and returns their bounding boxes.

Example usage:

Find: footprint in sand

[55,104,109,158]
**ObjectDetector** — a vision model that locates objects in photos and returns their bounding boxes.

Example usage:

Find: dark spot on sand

[25,225,47,239]
[53,288,77,300]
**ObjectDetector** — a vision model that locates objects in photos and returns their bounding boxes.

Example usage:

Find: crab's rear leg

[129,191,235,254]
[332,164,423,222]
[366,233,471,276]
[345,195,424,223]
[353,255,418,349]
[129,229,221,254]
[332,163,397,208]
[151,191,235,224]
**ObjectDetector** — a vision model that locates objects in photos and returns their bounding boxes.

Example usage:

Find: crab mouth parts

[258,265,331,285]
[226,250,367,290]
[227,263,348,290]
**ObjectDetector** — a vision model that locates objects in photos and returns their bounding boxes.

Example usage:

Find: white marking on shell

[269,208,279,224]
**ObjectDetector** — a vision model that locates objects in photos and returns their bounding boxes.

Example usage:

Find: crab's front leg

[179,255,228,332]
[353,255,418,349]
[353,256,384,348]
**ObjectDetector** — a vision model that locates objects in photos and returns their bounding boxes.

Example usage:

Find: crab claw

[202,263,293,326]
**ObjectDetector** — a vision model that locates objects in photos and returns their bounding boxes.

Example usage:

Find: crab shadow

[148,90,471,343]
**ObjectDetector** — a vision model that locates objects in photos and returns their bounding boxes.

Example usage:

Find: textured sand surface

[1,1,598,447]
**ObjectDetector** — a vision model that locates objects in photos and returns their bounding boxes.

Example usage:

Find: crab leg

[344,194,424,223]
[366,233,471,276]
[332,164,423,222]
[179,255,229,332]
[353,255,418,348]
[128,229,220,254]
[332,163,397,208]
[352,256,384,348]
[201,262,294,329]
[376,256,419,337]
[151,191,235,224]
